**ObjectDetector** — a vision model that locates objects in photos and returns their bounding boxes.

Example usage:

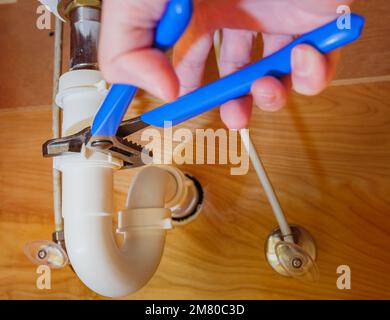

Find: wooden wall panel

[0,0,70,109]
[0,1,54,109]
[0,81,389,299]
[336,0,390,81]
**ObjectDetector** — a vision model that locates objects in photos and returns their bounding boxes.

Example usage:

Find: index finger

[98,0,179,101]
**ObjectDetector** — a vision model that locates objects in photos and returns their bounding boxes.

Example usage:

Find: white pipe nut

[55,70,107,135]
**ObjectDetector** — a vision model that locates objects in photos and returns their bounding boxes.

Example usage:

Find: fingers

[173,31,213,96]
[219,96,253,130]
[262,33,294,58]
[252,36,340,111]
[101,49,180,101]
[173,1,230,95]
[99,0,179,101]
[251,76,288,112]
[219,29,256,129]
[250,33,293,112]
[291,44,340,96]
[173,35,213,96]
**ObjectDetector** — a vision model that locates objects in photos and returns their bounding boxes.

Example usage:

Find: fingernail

[257,91,278,110]
[259,92,276,105]
[292,46,314,77]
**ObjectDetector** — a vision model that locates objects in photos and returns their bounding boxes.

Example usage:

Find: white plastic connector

[161,166,204,225]
[117,208,172,232]
[56,70,108,136]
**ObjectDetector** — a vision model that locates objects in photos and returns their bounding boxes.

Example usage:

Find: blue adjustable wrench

[44,13,365,168]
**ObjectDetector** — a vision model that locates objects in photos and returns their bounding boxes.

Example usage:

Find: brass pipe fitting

[58,0,101,21]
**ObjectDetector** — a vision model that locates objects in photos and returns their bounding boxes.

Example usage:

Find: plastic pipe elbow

[62,164,173,297]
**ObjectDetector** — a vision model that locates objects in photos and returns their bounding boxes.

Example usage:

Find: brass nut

[58,0,101,20]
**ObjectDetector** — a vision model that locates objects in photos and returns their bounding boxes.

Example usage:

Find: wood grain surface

[336,0,390,80]
[0,81,389,299]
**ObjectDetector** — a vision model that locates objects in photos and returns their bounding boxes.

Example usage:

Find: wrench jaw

[42,127,153,169]
[42,127,90,157]
[86,135,153,168]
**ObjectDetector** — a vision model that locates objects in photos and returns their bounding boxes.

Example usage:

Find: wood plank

[0,81,389,299]
[0,1,53,109]
[336,0,390,80]
[0,1,70,109]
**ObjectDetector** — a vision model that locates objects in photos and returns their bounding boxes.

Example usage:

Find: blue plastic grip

[91,0,193,136]
[155,0,193,50]
[91,84,137,136]
[141,14,365,128]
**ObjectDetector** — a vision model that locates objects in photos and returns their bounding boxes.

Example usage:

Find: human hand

[99,0,180,101]
[99,0,353,129]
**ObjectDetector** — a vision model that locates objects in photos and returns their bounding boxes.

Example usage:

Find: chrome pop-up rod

[68,3,101,70]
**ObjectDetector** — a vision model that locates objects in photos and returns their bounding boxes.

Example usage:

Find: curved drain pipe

[61,162,173,297]
[54,69,202,297]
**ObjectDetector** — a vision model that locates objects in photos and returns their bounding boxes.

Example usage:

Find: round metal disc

[265,225,316,277]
